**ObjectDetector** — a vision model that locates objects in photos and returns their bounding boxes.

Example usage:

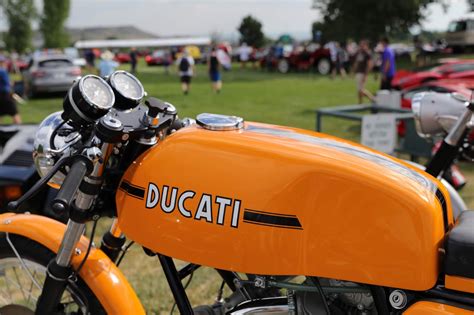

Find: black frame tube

[157,254,193,314]
[178,263,201,280]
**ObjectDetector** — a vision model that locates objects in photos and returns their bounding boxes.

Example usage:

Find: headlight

[63,75,115,126]
[33,111,78,188]
[108,71,145,110]
[412,91,470,138]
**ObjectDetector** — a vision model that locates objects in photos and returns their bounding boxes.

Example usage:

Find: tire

[277,59,290,74]
[0,233,106,314]
[316,58,331,75]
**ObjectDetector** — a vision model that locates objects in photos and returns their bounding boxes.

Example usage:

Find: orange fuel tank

[116,121,450,291]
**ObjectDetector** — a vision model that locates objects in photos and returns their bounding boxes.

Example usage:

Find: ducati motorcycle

[0,71,472,314]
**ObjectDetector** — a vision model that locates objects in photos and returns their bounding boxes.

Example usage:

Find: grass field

[13,61,474,313]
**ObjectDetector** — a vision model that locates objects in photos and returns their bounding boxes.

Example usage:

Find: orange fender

[0,213,145,315]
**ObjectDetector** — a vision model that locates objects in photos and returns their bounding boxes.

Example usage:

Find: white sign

[361,114,397,153]
[375,90,401,109]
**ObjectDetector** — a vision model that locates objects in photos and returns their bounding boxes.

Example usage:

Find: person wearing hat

[98,50,119,77]
[0,56,21,124]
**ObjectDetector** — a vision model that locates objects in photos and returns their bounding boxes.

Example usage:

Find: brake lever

[7,157,72,211]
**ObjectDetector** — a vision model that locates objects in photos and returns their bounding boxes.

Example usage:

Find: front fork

[35,144,112,315]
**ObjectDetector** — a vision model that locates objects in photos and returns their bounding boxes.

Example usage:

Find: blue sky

[0,0,471,39]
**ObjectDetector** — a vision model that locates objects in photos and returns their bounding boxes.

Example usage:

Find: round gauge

[80,75,115,109]
[62,75,115,126]
[108,71,145,110]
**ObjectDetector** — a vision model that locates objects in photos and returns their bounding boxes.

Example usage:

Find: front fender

[0,213,145,315]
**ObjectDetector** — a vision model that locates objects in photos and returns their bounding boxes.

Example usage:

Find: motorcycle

[0,70,472,314]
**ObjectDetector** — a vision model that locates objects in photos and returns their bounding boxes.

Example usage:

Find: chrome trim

[55,221,85,267]
[196,113,244,131]
[445,109,472,146]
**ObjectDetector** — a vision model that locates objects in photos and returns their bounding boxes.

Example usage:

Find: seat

[444,210,474,279]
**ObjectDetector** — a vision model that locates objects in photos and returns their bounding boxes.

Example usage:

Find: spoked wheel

[0,234,105,314]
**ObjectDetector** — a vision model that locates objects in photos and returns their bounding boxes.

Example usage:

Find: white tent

[74,37,211,49]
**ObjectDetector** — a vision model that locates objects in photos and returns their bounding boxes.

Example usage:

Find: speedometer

[108,71,145,110]
[63,75,115,126]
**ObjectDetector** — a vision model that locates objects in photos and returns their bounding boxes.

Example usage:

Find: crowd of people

[326,37,396,103]
[0,38,399,124]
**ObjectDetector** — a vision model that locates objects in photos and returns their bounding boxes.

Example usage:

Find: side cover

[117,122,450,291]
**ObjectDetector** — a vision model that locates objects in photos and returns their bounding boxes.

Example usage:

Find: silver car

[24,55,81,97]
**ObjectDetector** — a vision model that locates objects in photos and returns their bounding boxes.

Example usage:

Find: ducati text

[145,183,241,228]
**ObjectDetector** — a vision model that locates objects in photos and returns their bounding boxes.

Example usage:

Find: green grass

[17,61,474,313]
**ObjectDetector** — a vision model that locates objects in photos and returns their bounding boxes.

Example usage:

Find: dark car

[23,55,81,98]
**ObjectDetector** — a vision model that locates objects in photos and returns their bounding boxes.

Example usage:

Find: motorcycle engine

[194,278,375,315]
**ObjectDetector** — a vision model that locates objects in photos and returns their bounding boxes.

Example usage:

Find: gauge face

[111,71,144,100]
[80,76,114,109]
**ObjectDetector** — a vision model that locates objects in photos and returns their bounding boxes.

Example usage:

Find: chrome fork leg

[56,220,85,267]
[35,219,85,314]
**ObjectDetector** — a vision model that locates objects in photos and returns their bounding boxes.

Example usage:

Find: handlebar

[52,158,91,213]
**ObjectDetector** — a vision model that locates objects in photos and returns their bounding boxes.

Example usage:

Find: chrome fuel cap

[196,113,244,131]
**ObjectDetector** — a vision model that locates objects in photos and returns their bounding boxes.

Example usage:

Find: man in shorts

[352,40,374,104]
[176,50,195,95]
[208,47,222,93]
[0,56,21,124]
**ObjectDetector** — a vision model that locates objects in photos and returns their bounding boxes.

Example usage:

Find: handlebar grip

[52,159,90,213]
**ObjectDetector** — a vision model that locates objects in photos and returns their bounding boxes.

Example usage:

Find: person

[208,47,222,93]
[0,56,21,124]
[352,40,374,104]
[334,42,347,79]
[325,41,338,79]
[98,50,119,77]
[380,37,396,90]
[130,47,138,74]
[84,49,96,73]
[176,50,195,95]
[238,42,252,68]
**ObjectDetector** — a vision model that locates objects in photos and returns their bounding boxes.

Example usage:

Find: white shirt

[238,45,252,61]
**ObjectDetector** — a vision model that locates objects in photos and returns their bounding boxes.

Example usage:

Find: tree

[40,0,70,48]
[238,15,265,48]
[312,0,443,43]
[1,0,36,53]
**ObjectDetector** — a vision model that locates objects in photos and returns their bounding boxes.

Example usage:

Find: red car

[145,50,171,66]
[6,58,28,73]
[261,45,332,75]
[400,78,474,109]
[114,52,132,64]
[392,60,474,90]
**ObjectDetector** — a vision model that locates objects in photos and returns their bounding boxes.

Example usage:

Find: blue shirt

[99,60,119,77]
[0,68,10,93]
[381,47,396,78]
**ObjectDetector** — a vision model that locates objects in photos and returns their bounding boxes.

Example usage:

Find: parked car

[23,55,82,98]
[392,60,474,89]
[262,44,332,75]
[114,52,132,64]
[400,79,474,109]
[145,50,171,66]
[5,58,29,73]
